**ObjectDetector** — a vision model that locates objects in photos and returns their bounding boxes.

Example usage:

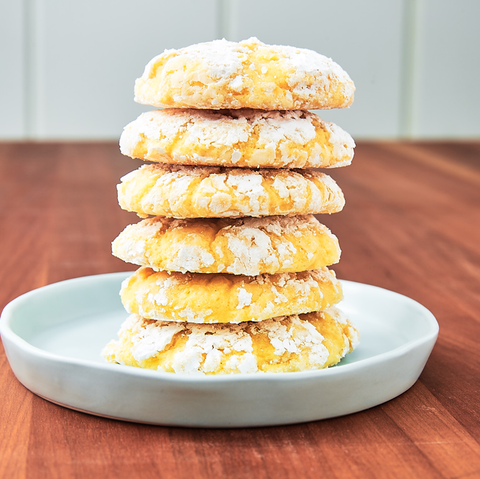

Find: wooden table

[1,141,479,478]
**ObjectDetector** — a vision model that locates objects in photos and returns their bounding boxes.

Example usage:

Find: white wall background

[1,0,479,140]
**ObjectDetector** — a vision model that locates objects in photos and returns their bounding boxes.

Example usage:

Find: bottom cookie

[102,308,359,375]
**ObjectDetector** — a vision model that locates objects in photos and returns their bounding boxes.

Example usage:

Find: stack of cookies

[102,38,359,375]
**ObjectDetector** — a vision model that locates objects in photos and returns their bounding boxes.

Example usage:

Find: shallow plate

[0,272,438,428]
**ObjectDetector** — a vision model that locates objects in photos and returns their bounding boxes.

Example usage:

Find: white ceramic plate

[0,272,438,428]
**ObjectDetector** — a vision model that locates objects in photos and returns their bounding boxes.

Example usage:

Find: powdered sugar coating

[119,108,355,169]
[101,307,359,375]
[112,216,341,276]
[120,267,343,324]
[117,164,345,218]
[112,215,341,275]
[134,38,354,110]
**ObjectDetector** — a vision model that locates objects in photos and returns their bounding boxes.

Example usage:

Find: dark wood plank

[1,141,480,479]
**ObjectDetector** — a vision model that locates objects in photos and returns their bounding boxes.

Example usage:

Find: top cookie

[134,38,355,110]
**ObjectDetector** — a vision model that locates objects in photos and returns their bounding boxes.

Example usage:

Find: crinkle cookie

[112,215,341,275]
[134,38,354,110]
[117,164,345,219]
[119,109,355,169]
[120,267,343,324]
[101,308,359,375]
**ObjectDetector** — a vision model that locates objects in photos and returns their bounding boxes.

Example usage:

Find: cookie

[120,266,342,324]
[117,164,345,218]
[119,109,355,169]
[101,307,359,374]
[134,38,355,110]
[112,215,341,275]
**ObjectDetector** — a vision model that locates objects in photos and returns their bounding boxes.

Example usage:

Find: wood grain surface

[0,141,479,479]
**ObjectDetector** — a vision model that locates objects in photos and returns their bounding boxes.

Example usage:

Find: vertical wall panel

[31,0,216,139]
[0,1,26,138]
[2,0,479,140]
[411,0,480,138]
[234,0,405,139]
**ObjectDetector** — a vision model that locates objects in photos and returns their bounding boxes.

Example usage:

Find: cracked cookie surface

[112,215,341,275]
[117,164,345,218]
[134,38,355,110]
[120,266,343,324]
[102,307,359,374]
[120,108,355,169]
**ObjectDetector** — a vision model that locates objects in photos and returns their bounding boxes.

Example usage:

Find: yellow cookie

[134,38,354,110]
[120,267,343,324]
[119,109,355,169]
[117,164,345,218]
[112,215,341,275]
[101,308,359,374]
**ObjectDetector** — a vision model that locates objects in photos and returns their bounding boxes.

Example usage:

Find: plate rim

[0,271,440,385]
